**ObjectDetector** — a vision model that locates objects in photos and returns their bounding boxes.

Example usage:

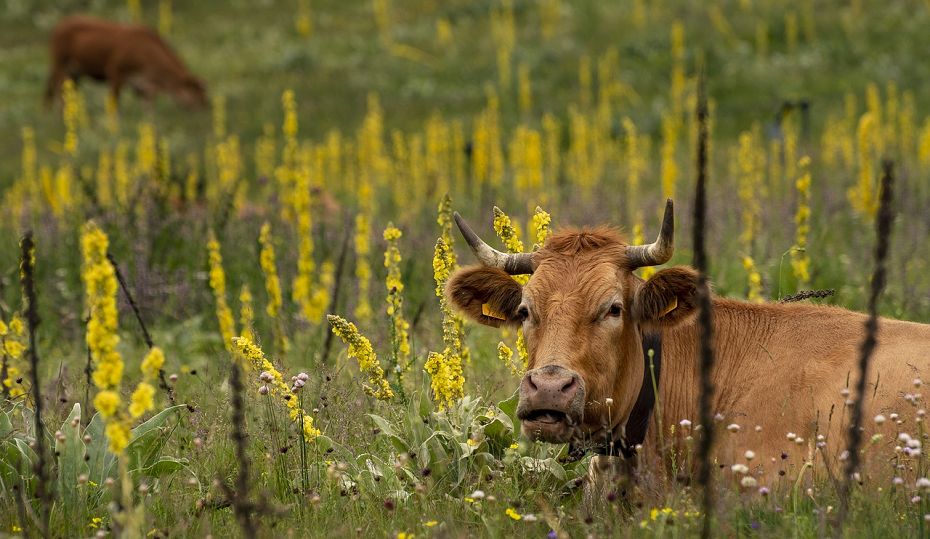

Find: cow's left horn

[454,212,535,275]
[626,198,675,269]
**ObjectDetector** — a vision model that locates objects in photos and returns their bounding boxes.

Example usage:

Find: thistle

[327,315,393,400]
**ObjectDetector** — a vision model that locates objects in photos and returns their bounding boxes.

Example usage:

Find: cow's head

[176,76,209,110]
[446,200,699,446]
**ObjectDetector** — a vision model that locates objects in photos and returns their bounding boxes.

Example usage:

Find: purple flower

[548,532,557,539]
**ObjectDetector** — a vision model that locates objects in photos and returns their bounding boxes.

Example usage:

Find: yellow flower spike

[259,222,289,355]
[383,224,410,372]
[140,347,165,380]
[741,256,763,302]
[327,315,393,400]
[129,382,155,418]
[354,214,373,323]
[791,156,813,285]
[62,79,80,157]
[239,284,254,342]
[93,390,121,418]
[531,207,551,248]
[232,336,321,440]
[206,231,237,352]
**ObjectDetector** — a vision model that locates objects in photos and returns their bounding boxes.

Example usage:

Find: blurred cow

[45,15,208,111]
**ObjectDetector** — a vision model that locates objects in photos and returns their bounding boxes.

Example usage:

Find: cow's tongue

[533,411,563,424]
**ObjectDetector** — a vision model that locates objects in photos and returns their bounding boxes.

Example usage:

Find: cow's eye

[606,303,623,318]
[516,305,530,322]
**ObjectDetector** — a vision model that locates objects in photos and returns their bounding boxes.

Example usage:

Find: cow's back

[51,16,125,79]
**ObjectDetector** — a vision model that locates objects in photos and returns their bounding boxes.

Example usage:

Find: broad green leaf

[85,412,117,485]
[126,405,186,472]
[135,456,188,479]
[56,403,90,506]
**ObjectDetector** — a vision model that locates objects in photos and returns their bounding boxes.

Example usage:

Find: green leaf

[368,414,408,454]
[0,406,14,439]
[56,403,90,506]
[85,412,117,485]
[497,389,520,433]
[136,456,188,479]
[126,405,187,472]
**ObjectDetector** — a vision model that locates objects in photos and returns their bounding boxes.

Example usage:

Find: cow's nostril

[561,377,576,395]
[527,375,538,392]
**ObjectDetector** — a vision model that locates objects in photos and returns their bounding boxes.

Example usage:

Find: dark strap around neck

[593,331,662,459]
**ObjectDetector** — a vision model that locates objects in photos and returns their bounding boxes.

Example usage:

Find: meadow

[3,0,930,536]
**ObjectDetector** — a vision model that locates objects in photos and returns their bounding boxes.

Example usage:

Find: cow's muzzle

[516,365,585,444]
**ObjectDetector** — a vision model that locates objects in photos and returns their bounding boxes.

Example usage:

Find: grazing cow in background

[446,199,930,478]
[45,15,208,111]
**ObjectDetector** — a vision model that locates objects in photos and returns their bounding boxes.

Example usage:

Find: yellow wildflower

[383,224,410,368]
[206,231,237,352]
[129,382,155,418]
[791,156,812,285]
[94,390,120,418]
[140,347,165,380]
[327,316,393,400]
[531,207,551,248]
[232,336,321,441]
[259,222,289,355]
[239,284,254,342]
[354,214,373,322]
[506,508,522,521]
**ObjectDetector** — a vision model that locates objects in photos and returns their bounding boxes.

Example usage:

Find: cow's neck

[592,331,663,459]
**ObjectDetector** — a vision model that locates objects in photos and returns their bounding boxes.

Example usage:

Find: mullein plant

[791,157,812,287]
[427,237,465,409]
[850,112,879,220]
[206,230,238,353]
[259,222,290,356]
[494,207,531,367]
[0,315,28,400]
[81,222,164,452]
[326,315,393,401]
[234,336,321,441]
[239,284,254,342]
[737,130,764,301]
[382,224,410,397]
[292,159,328,324]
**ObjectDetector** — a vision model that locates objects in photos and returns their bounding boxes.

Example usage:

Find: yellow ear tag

[659,297,678,318]
[482,303,507,320]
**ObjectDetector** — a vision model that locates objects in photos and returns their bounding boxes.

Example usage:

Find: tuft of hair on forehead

[537,226,628,258]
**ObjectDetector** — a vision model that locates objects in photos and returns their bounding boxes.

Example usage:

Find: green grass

[4,0,930,536]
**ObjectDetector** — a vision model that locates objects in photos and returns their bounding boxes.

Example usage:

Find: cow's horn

[453,212,535,275]
[626,198,675,269]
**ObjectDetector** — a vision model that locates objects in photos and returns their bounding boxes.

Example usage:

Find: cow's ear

[446,266,524,328]
[632,266,699,328]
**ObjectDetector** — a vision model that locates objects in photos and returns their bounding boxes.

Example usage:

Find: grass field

[3,0,930,536]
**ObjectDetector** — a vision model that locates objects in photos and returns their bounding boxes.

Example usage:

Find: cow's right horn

[626,198,675,269]
[453,212,535,275]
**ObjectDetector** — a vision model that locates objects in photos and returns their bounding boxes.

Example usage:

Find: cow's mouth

[519,409,579,443]
[522,409,571,425]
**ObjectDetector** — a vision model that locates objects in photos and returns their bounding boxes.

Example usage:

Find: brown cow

[447,199,930,479]
[45,15,208,110]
